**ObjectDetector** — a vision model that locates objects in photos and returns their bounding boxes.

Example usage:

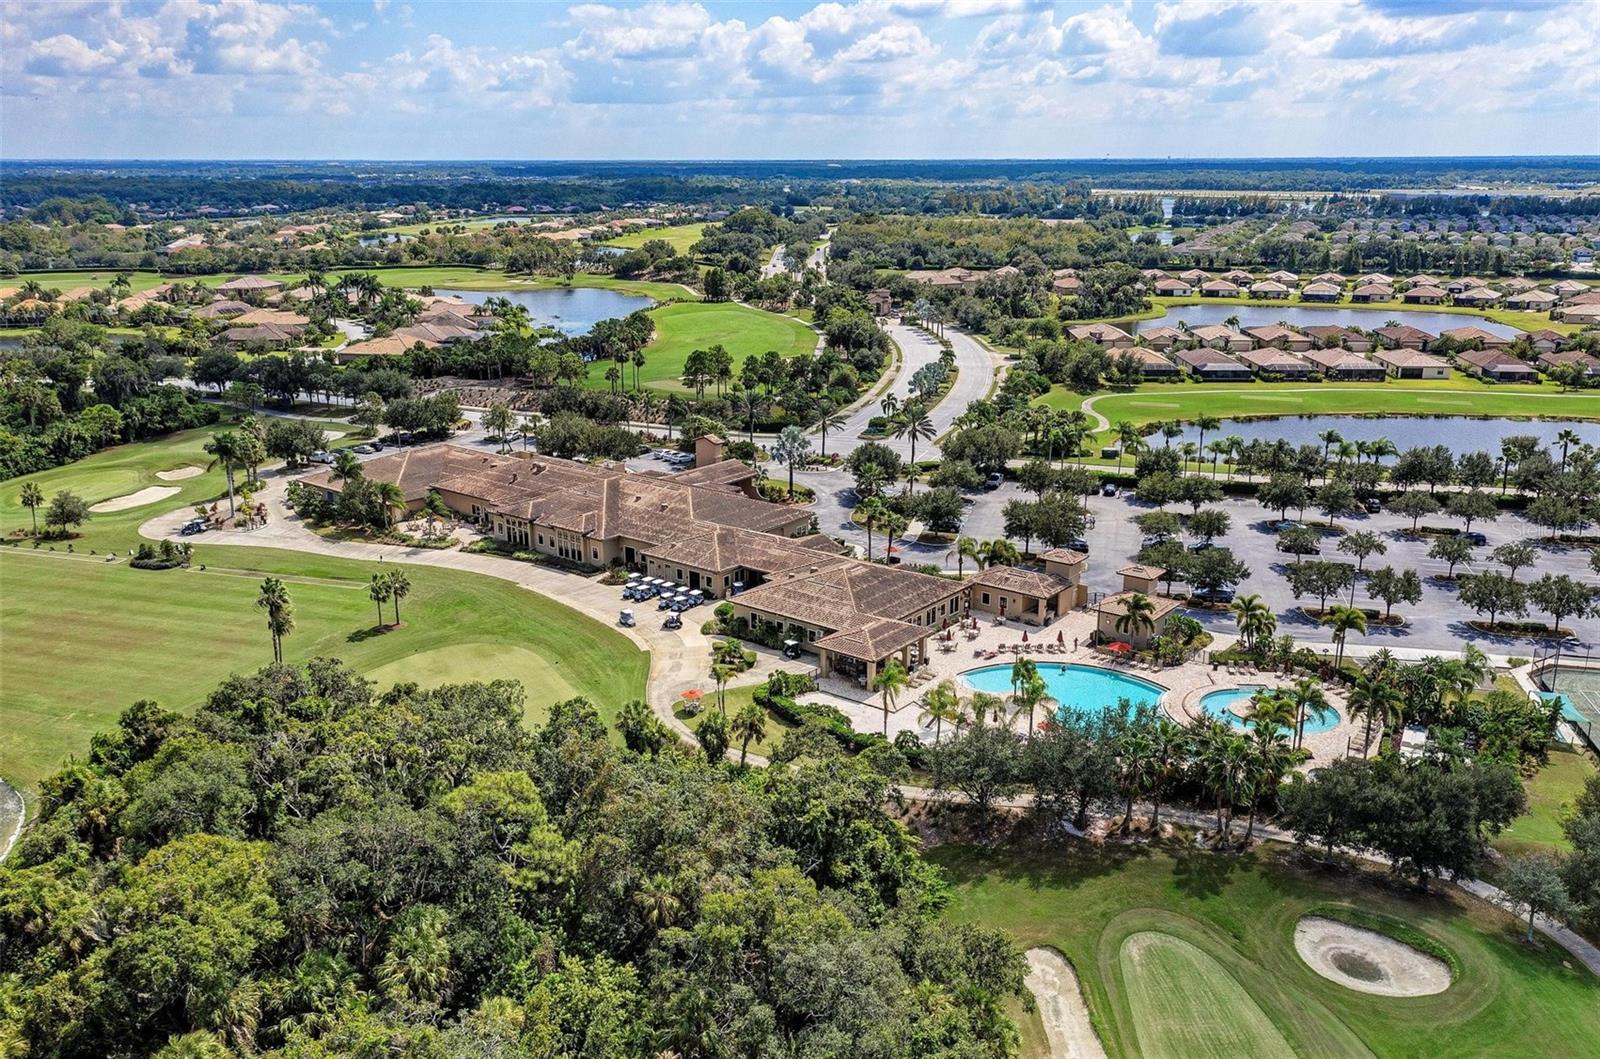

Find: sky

[2,0,1597,160]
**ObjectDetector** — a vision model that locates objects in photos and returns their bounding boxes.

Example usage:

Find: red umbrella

[1104,641,1133,654]
[681,689,704,702]
[1022,631,1029,643]
[1057,631,1064,645]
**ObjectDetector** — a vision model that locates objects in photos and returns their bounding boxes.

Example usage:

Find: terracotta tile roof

[735,560,961,633]
[649,525,828,576]
[815,617,928,662]
[1301,281,1343,296]
[970,564,1076,599]
[1371,348,1448,370]
[1118,564,1166,579]
[1040,548,1088,565]
[1302,347,1379,372]
[1096,590,1180,620]
[1240,348,1311,372]
[1067,323,1132,343]
[216,275,284,292]
[338,334,439,357]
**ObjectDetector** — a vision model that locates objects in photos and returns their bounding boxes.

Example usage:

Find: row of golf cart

[619,576,709,629]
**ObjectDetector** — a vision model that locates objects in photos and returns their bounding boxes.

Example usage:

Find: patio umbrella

[681,688,704,703]
[1104,641,1132,654]
[1057,631,1064,645]
[1022,631,1029,643]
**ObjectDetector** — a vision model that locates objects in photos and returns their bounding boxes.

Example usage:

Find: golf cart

[618,609,636,628]
[782,639,802,660]
[662,612,683,631]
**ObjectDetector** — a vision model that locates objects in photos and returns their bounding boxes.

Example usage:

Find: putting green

[362,642,589,717]
[1119,931,1298,1059]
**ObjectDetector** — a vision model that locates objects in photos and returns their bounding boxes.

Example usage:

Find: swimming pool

[962,663,1165,718]
[1199,686,1341,736]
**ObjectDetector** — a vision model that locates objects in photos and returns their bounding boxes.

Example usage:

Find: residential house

[193,300,253,320]
[1266,270,1299,285]
[1401,285,1446,305]
[1311,272,1346,286]
[1456,347,1538,383]
[1123,346,1183,377]
[1188,325,1253,352]
[1178,268,1211,285]
[1222,269,1255,285]
[1525,329,1568,355]
[1052,274,1084,295]
[1138,326,1187,352]
[1153,277,1194,296]
[1303,325,1373,352]
[1248,280,1291,300]
[1371,347,1451,380]
[1200,279,1241,298]
[1173,347,1252,381]
[1553,303,1600,325]
[1240,348,1315,378]
[1349,284,1394,303]
[1445,276,1486,295]
[866,289,894,316]
[216,275,285,296]
[1067,323,1134,348]
[968,549,1089,625]
[1300,281,1343,302]
[1301,347,1386,381]
[1538,349,1600,378]
[1440,325,1512,350]
[903,267,983,289]
[1550,279,1591,300]
[333,334,441,361]
[1453,287,1503,307]
[1356,273,1393,287]
[1375,324,1435,350]
[1244,324,1313,352]
[1500,277,1538,294]
[1505,290,1559,311]
[1403,274,1440,288]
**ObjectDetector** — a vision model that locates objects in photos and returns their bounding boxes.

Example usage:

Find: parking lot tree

[1277,525,1322,563]
[1017,458,1056,498]
[1457,450,1498,490]
[1316,479,1359,530]
[352,391,386,436]
[1392,445,1456,493]
[264,418,325,468]
[1459,571,1529,628]
[1259,473,1308,521]
[1187,507,1231,543]
[1367,565,1422,620]
[1527,494,1582,541]
[941,422,1020,473]
[928,458,983,491]
[1286,560,1354,612]
[1427,534,1474,578]
[913,486,965,535]
[1528,573,1596,635]
[1002,499,1041,555]
[1033,491,1088,550]
[1448,489,1500,533]
[1340,461,1384,500]
[1491,540,1537,582]
[1591,548,1600,578]
[1180,475,1223,513]
[1134,470,1181,508]
[1138,539,1189,593]
[846,441,904,497]
[1390,490,1441,532]
[1336,530,1387,573]
[1135,510,1182,541]
[1186,546,1251,596]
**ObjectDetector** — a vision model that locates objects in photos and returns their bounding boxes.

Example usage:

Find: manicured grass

[587,300,818,392]
[676,680,798,756]
[932,841,1600,1058]
[1494,745,1597,856]
[1045,380,1600,440]
[1119,931,1296,1059]
[601,223,708,254]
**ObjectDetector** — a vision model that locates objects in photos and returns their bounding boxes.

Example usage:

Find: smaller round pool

[1199,687,1340,736]
[962,663,1164,719]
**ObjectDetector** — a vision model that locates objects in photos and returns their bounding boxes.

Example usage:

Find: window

[981,592,991,606]
[591,549,599,560]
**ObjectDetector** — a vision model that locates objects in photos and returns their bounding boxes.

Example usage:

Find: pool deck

[802,608,1366,764]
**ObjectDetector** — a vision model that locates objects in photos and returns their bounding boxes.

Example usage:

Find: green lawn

[0,429,648,797]
[602,223,708,255]
[587,301,818,392]
[1046,380,1600,441]
[1494,746,1597,856]
[679,680,799,757]
[933,842,1600,1059]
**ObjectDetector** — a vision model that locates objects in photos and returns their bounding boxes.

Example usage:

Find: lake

[429,286,654,336]
[1131,303,1524,339]
[1175,416,1600,454]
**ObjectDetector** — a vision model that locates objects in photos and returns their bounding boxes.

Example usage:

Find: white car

[309,450,334,464]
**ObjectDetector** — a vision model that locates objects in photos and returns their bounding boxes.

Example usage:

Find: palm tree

[1195,721,1251,845]
[918,679,962,743]
[710,663,734,716]
[737,388,769,444]
[1317,427,1343,464]
[374,481,407,529]
[1117,724,1158,833]
[856,495,887,560]
[1114,592,1157,642]
[1285,676,1333,751]
[331,448,362,483]
[1148,716,1187,832]
[892,407,936,492]
[203,430,243,519]
[1556,428,1582,471]
[771,424,811,498]
[730,700,768,767]
[255,577,294,665]
[1009,660,1051,740]
[873,658,909,737]
[386,569,411,625]
[1205,439,1230,478]
[1320,603,1368,670]
[1347,673,1403,753]
[18,482,43,536]
[483,403,515,453]
[1194,413,1221,455]
[979,538,1020,568]
[369,574,392,628]
[633,874,683,930]
[814,403,848,457]
[951,535,981,576]
[1229,593,1274,651]
[880,393,900,420]
[1243,721,1301,841]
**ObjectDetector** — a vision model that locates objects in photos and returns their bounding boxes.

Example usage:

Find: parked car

[1188,540,1214,553]
[352,444,377,455]
[1101,482,1119,497]
[1461,531,1488,546]
[983,472,1004,490]
[1067,537,1089,552]
[1363,497,1382,513]
[309,450,334,465]
[1140,534,1169,549]
[1271,519,1302,532]
[1191,588,1235,605]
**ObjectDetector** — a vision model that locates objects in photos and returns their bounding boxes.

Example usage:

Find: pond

[1129,303,1524,339]
[1174,416,1600,454]
[428,286,654,336]
[962,662,1164,719]
[357,233,411,247]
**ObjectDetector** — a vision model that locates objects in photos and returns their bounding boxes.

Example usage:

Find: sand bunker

[156,465,203,481]
[89,486,180,512]
[1025,947,1107,1059]
[1294,916,1451,997]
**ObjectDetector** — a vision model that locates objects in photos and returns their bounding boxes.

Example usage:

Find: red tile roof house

[1553,303,1600,325]
[1188,324,1254,352]
[1356,273,1393,287]
[1375,325,1436,350]
[1222,269,1255,285]
[1564,290,1600,306]
[1440,325,1512,350]
[1067,323,1134,348]
[1505,290,1559,311]
[1248,280,1291,300]
[1302,325,1372,352]
[1124,346,1182,377]
[1349,283,1394,303]
[1538,349,1600,377]
[1444,276,1487,295]
[1244,324,1313,352]
[1404,274,1440,288]
[1456,347,1538,383]
[1311,272,1346,286]
[1301,347,1386,381]
[1526,329,1568,355]
[1173,347,1253,381]
[1200,279,1241,298]
[1499,277,1539,294]
[1401,285,1446,305]
[1267,270,1299,284]
[1239,347,1315,378]
[1153,277,1194,296]
[1138,326,1187,352]
[1550,279,1592,300]
[1452,286,1503,307]
[1371,347,1452,380]
[1300,281,1343,303]
[1179,268,1211,284]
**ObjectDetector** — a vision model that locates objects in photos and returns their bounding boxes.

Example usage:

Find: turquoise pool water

[1199,686,1340,735]
[961,663,1164,717]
